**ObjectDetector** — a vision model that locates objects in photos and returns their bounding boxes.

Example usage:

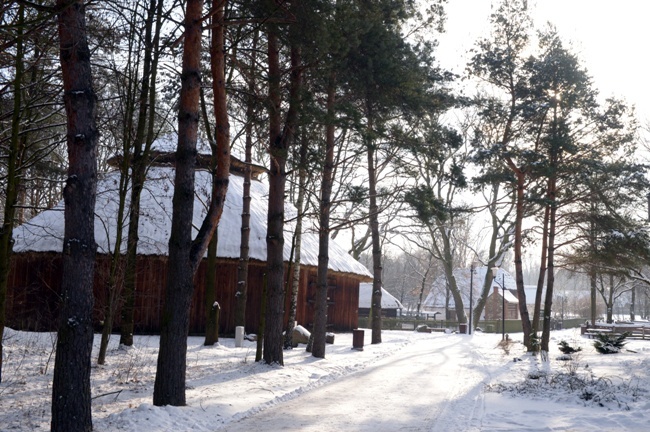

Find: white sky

[436,0,650,122]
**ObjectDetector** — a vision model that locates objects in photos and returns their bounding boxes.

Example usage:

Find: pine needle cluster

[593,332,629,354]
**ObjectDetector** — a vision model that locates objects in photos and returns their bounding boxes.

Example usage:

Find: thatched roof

[12,138,372,279]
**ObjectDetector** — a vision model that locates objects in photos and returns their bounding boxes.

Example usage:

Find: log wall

[7,252,362,335]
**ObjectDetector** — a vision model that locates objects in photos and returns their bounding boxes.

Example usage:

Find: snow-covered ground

[1,327,649,431]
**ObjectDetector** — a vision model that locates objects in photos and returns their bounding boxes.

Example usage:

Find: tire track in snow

[221,335,490,431]
[425,335,491,431]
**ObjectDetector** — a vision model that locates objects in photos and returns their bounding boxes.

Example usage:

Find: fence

[357,316,586,333]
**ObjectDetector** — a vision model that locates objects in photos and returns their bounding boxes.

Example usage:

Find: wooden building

[7,136,372,335]
[484,287,520,321]
[357,283,403,318]
[422,267,519,321]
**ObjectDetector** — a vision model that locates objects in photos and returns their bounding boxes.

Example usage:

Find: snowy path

[6,329,650,431]
[221,334,489,431]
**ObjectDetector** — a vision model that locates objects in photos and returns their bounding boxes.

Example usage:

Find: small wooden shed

[7,136,372,335]
[357,283,403,318]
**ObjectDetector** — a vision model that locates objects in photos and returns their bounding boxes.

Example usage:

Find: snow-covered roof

[150,133,212,154]
[12,166,372,278]
[358,283,404,309]
[497,288,519,304]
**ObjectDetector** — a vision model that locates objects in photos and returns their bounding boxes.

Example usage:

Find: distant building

[484,287,520,320]
[358,283,404,318]
[485,281,547,320]
[423,267,523,321]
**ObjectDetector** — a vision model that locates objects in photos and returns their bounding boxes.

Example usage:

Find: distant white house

[358,283,404,318]
[422,267,518,320]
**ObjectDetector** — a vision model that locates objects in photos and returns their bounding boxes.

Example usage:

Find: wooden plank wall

[7,253,63,331]
[7,253,362,335]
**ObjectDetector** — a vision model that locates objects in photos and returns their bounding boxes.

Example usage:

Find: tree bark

[513,168,533,350]
[263,28,301,365]
[312,70,337,359]
[120,0,165,347]
[153,0,204,407]
[541,175,557,353]
[204,231,219,345]
[589,203,598,325]
[203,0,230,346]
[153,0,230,406]
[438,227,466,324]
[52,1,98,430]
[607,275,614,323]
[285,129,307,350]
[263,22,285,365]
[532,202,549,336]
[366,114,383,344]
[0,3,25,384]
[235,29,258,330]
[472,183,512,327]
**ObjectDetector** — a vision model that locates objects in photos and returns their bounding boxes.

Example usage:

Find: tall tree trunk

[263,29,301,365]
[284,129,307,349]
[99,66,135,360]
[541,104,560,353]
[263,23,286,365]
[0,3,25,384]
[120,0,165,346]
[235,29,258,330]
[438,228,466,324]
[256,274,267,362]
[204,231,219,345]
[152,0,203,400]
[203,0,229,346]
[541,175,557,353]
[472,183,512,327]
[312,71,337,359]
[630,286,635,321]
[513,168,533,350]
[153,0,230,406]
[97,0,156,356]
[416,257,433,318]
[589,203,598,326]
[52,1,98,430]
[532,202,549,336]
[606,274,614,323]
[366,114,383,344]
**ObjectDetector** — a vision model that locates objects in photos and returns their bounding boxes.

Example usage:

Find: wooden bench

[582,326,649,340]
[624,327,649,339]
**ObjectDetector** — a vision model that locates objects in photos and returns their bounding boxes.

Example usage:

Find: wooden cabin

[7,135,372,335]
[357,283,403,318]
[484,286,521,321]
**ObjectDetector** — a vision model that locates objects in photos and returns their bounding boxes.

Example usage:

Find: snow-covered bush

[558,340,582,355]
[529,333,541,352]
[593,332,628,354]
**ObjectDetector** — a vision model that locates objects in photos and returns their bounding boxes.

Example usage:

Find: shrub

[558,340,582,355]
[529,333,541,352]
[593,332,629,354]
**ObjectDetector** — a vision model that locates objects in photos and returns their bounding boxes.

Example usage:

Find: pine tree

[153,0,230,406]
[52,1,98,429]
